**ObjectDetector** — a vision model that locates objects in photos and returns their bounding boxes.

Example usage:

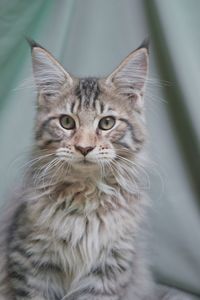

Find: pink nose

[75,145,95,156]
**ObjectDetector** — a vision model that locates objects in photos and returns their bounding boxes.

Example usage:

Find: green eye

[60,115,76,130]
[98,116,116,130]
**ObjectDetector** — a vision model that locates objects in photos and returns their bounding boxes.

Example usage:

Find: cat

[0,39,195,300]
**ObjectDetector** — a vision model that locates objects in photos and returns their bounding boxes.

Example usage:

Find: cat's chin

[72,159,99,172]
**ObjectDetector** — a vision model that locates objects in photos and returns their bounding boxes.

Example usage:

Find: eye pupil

[66,118,70,125]
[60,115,75,130]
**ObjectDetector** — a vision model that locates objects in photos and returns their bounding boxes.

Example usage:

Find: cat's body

[2,176,153,300]
[0,41,194,300]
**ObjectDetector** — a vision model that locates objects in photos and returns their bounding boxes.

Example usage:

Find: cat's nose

[75,145,95,156]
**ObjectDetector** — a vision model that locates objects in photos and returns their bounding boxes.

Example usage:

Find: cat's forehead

[75,77,100,109]
[54,76,124,120]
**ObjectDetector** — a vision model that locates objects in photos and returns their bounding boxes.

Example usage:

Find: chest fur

[29,181,138,278]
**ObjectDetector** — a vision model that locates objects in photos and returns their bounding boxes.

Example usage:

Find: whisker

[33,158,60,188]
[115,154,151,190]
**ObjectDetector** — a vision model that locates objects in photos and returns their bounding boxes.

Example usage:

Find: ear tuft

[136,37,150,53]
[25,37,45,51]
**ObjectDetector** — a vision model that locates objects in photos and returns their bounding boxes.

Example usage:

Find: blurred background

[0,0,199,298]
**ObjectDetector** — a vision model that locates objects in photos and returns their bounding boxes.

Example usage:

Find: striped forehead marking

[75,77,100,109]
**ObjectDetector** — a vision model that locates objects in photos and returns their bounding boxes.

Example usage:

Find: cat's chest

[51,207,134,279]
[45,181,134,244]
[30,181,136,275]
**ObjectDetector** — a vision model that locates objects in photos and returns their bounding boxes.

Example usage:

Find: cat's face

[30,40,148,177]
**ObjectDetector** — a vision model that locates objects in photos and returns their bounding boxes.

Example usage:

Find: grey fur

[0,42,195,300]
[76,78,100,109]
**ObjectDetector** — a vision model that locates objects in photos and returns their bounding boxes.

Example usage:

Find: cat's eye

[98,116,116,130]
[60,115,76,130]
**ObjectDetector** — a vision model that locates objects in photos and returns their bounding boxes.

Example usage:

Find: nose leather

[75,145,95,156]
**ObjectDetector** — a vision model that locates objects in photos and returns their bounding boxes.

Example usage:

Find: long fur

[0,42,195,300]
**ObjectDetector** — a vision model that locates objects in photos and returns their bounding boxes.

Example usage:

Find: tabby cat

[0,40,194,300]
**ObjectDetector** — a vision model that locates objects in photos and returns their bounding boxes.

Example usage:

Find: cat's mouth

[72,158,99,172]
[72,158,113,179]
[79,158,96,166]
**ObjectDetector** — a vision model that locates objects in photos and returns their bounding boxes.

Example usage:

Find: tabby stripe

[15,288,29,297]
[35,116,58,140]
[71,101,75,113]
[92,83,100,108]
[75,85,82,101]
[92,263,127,280]
[119,118,143,144]
[92,266,116,280]
[8,260,30,280]
[100,102,104,113]
[114,141,130,149]
[76,78,100,109]
[30,261,62,273]
[40,138,62,148]
[67,288,115,300]
[9,271,26,282]
[9,244,32,259]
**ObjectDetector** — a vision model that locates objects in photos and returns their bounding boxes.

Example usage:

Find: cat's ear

[27,39,73,98]
[105,39,149,108]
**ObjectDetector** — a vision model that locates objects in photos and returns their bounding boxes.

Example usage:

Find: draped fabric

[0,0,199,297]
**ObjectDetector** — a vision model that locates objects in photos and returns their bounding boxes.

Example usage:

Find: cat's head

[29,39,149,180]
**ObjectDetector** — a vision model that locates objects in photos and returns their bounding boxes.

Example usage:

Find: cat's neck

[25,160,143,216]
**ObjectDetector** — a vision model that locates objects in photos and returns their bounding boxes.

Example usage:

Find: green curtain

[0,0,199,297]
